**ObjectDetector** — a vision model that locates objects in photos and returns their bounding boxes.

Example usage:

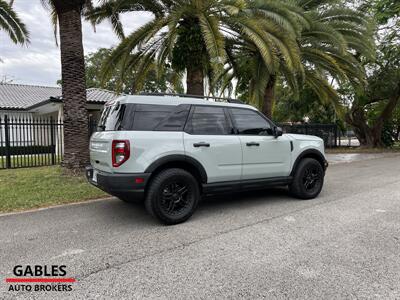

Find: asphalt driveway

[0,154,399,299]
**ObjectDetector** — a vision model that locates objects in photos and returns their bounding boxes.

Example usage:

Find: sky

[0,0,152,87]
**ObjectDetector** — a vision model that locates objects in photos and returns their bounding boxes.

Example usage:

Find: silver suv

[86,94,328,224]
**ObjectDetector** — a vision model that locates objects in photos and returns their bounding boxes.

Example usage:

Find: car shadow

[77,199,156,227]
[198,187,292,209]
[89,187,293,227]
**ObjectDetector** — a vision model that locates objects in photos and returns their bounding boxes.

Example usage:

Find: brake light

[112,140,130,167]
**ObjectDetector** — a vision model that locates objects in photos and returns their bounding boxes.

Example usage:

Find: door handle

[246,142,260,146]
[193,142,210,148]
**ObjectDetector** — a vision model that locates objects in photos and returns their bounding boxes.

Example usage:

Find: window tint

[129,104,175,131]
[100,104,189,131]
[186,106,229,135]
[98,103,125,131]
[230,108,272,135]
[155,105,190,131]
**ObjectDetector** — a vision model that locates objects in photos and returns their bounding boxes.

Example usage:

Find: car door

[183,105,242,183]
[229,107,291,179]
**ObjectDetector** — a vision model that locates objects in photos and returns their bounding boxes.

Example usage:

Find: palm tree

[222,0,374,118]
[84,47,184,94]
[41,0,94,171]
[0,0,29,45]
[297,0,374,113]
[87,0,306,96]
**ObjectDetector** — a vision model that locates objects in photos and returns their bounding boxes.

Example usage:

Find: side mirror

[274,126,283,138]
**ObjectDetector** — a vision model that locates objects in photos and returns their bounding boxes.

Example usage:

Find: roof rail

[137,92,244,104]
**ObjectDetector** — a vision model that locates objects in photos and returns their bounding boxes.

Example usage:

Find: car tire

[289,158,324,199]
[145,168,200,225]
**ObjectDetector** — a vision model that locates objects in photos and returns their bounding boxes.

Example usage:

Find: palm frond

[0,0,29,44]
[301,47,347,81]
[304,69,344,116]
[301,20,348,53]
[198,13,226,68]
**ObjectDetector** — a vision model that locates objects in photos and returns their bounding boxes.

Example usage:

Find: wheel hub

[161,182,189,215]
[303,167,320,191]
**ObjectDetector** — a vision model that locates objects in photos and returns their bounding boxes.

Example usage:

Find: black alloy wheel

[289,158,324,199]
[160,182,191,216]
[302,164,322,193]
[145,168,200,225]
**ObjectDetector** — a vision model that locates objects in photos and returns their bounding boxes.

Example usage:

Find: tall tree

[0,0,29,45]
[273,87,340,125]
[87,0,307,96]
[222,0,374,118]
[41,0,93,171]
[343,0,400,147]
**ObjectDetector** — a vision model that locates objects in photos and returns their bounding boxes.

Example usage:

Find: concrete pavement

[0,154,399,299]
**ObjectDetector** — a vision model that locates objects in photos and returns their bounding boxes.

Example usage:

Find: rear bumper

[86,166,151,202]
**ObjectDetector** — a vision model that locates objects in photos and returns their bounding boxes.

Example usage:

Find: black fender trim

[144,154,208,183]
[291,149,328,176]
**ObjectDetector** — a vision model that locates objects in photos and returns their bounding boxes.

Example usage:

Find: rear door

[183,105,242,183]
[229,107,291,179]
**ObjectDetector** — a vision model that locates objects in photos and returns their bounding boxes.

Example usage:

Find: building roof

[0,83,121,110]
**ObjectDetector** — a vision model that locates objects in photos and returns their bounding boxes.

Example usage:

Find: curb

[0,196,114,218]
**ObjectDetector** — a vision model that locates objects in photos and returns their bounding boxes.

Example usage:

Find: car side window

[230,108,272,135]
[131,104,175,130]
[155,104,190,131]
[185,106,230,135]
[120,104,182,131]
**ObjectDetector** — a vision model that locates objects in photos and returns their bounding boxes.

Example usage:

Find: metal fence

[279,123,338,148]
[0,115,64,169]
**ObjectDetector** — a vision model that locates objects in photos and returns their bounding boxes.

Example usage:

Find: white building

[0,83,119,151]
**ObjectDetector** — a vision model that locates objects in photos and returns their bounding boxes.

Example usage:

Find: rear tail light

[112,140,130,167]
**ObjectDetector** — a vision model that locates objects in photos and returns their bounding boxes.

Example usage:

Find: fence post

[50,116,56,165]
[88,117,91,138]
[334,124,338,147]
[4,115,11,169]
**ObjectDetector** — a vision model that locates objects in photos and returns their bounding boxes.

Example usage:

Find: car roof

[108,95,258,111]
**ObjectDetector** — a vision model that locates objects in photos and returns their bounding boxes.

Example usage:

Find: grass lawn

[0,166,107,213]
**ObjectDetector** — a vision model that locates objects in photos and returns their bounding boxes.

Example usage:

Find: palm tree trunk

[262,77,276,119]
[58,6,89,171]
[186,65,204,95]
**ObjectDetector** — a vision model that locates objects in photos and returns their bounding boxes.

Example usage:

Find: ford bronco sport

[86,94,328,224]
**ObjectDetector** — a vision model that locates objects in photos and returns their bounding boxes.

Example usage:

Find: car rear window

[98,103,126,131]
[98,103,189,131]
